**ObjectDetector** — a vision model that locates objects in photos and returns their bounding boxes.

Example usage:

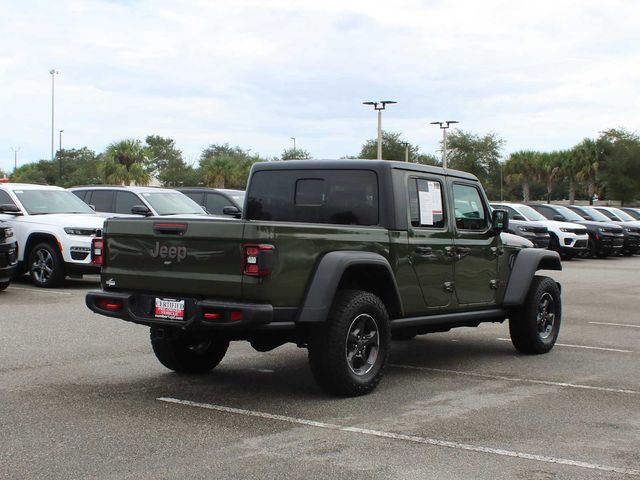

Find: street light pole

[49,69,59,161]
[363,100,397,160]
[290,137,296,151]
[10,147,21,173]
[59,129,63,152]
[401,142,409,162]
[59,129,64,178]
[430,120,459,168]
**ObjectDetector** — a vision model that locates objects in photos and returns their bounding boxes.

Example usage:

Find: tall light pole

[59,129,64,178]
[10,147,21,173]
[401,142,410,162]
[290,137,296,151]
[50,69,59,161]
[430,120,459,168]
[59,129,64,152]
[363,100,397,160]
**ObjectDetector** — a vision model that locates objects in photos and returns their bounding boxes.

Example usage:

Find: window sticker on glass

[428,181,443,216]
[419,190,435,225]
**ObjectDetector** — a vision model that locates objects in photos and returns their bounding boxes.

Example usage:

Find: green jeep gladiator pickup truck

[86,160,562,396]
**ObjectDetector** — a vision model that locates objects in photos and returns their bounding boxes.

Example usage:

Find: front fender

[503,248,562,306]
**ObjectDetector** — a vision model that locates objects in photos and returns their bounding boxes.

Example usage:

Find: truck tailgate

[102,217,245,297]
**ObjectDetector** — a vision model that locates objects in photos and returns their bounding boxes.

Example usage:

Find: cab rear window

[247,170,379,225]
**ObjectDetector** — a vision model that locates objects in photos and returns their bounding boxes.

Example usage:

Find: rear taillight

[91,238,105,266]
[243,244,274,277]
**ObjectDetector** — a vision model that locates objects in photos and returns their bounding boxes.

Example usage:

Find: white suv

[0,183,105,287]
[491,202,588,257]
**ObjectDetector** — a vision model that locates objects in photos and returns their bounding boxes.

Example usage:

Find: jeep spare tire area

[29,242,65,288]
[308,290,391,396]
[509,276,562,354]
[150,327,229,374]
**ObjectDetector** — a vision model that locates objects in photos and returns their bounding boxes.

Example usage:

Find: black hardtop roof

[251,159,478,181]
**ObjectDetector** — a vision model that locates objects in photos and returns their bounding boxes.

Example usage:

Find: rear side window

[88,190,114,212]
[408,178,445,228]
[247,170,379,225]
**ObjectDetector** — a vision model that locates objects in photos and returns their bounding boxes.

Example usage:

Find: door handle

[415,246,433,255]
[444,246,456,257]
[456,247,471,259]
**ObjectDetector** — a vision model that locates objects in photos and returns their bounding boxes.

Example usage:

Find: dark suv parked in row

[176,188,245,217]
[529,204,624,257]
[567,205,639,256]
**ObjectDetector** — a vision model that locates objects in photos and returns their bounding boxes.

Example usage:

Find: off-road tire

[150,328,229,374]
[0,281,10,291]
[307,289,391,396]
[509,276,561,354]
[28,242,65,288]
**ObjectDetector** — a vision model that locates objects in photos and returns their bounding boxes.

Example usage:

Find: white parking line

[389,364,640,395]
[589,321,640,329]
[157,397,640,476]
[7,286,73,296]
[496,337,632,353]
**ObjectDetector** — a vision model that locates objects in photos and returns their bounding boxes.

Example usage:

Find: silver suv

[70,185,207,217]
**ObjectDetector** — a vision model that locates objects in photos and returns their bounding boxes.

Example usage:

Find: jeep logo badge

[149,241,187,263]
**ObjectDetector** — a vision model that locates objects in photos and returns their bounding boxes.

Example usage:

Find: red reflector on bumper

[97,298,122,311]
[230,311,243,321]
[203,312,222,320]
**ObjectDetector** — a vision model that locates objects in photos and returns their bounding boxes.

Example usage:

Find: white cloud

[0,0,639,173]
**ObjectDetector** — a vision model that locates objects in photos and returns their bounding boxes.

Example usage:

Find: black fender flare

[297,251,403,322]
[503,248,562,306]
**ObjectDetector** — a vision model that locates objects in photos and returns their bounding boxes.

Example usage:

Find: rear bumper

[66,262,101,276]
[86,290,294,331]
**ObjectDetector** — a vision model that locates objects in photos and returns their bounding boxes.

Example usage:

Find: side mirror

[553,214,564,222]
[222,206,242,218]
[491,209,509,234]
[131,205,152,216]
[89,204,96,211]
[512,214,525,221]
[0,204,21,215]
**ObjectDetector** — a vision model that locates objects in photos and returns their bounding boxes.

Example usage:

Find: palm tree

[573,138,602,204]
[504,150,540,202]
[538,151,561,203]
[102,139,149,186]
[560,148,582,204]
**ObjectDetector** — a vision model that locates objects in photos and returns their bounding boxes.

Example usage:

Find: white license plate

[154,298,185,320]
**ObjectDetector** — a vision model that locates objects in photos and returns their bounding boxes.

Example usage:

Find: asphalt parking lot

[1,257,639,479]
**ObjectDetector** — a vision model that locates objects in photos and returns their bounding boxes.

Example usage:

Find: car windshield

[141,192,206,215]
[579,207,612,222]
[14,189,95,215]
[517,205,547,221]
[610,208,635,222]
[553,205,584,222]
[595,208,620,221]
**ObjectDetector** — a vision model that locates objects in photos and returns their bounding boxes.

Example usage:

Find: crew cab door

[407,176,454,309]
[450,181,499,306]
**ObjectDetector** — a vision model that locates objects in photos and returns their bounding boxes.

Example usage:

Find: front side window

[408,178,445,228]
[452,184,488,230]
[247,170,378,226]
[115,191,141,214]
[206,193,232,215]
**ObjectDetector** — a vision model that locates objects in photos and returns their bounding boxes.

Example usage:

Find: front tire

[0,281,10,291]
[509,276,561,354]
[150,328,229,374]
[308,290,391,396]
[29,242,65,288]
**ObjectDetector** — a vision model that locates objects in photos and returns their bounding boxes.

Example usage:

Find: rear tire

[509,276,561,354]
[0,281,9,291]
[150,328,229,373]
[308,290,391,396]
[28,242,65,288]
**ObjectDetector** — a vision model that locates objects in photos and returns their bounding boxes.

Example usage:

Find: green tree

[598,129,640,205]
[281,148,312,160]
[102,139,149,186]
[58,147,103,187]
[198,143,261,189]
[538,151,561,203]
[573,138,603,204]
[10,162,50,184]
[505,150,540,203]
[562,147,585,204]
[358,131,420,162]
[144,135,182,176]
[444,130,505,198]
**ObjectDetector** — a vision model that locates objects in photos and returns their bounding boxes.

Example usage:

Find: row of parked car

[1,179,639,291]
[492,202,640,258]
[0,183,244,289]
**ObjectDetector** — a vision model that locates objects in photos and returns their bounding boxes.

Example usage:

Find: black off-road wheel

[307,290,391,396]
[509,276,561,354]
[29,242,65,288]
[150,328,229,374]
[0,281,10,291]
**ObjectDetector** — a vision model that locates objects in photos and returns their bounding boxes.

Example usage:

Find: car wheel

[308,289,391,396]
[509,276,561,354]
[150,328,229,374]
[29,242,65,288]
[0,281,10,291]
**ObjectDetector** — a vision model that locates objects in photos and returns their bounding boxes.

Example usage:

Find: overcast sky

[1,0,639,173]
